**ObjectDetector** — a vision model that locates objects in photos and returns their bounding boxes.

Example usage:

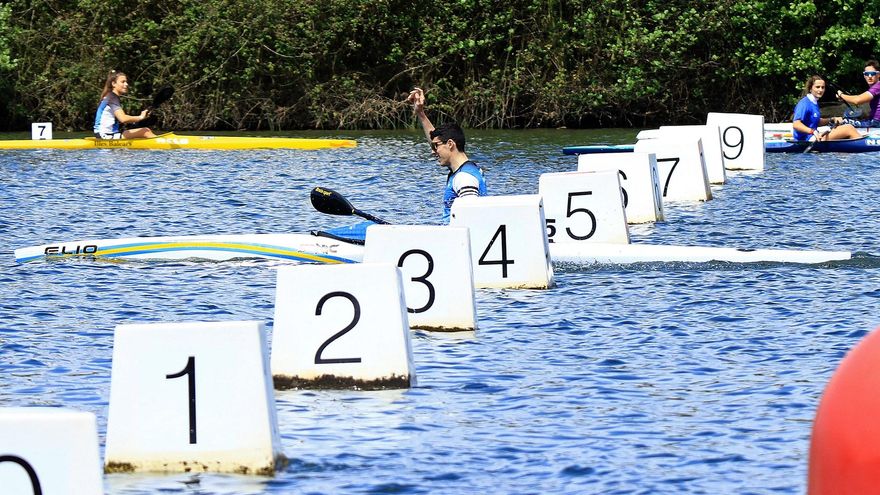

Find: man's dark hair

[430,122,466,152]
[867,59,880,71]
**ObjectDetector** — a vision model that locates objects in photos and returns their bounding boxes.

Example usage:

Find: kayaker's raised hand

[407,87,426,116]
[407,86,436,142]
[138,109,150,121]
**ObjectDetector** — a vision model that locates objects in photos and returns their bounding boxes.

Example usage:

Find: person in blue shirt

[406,87,487,223]
[93,70,156,140]
[792,75,859,141]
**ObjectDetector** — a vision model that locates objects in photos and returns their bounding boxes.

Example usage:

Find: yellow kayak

[0,132,357,150]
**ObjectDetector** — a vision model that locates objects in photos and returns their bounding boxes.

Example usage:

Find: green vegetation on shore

[1,0,878,131]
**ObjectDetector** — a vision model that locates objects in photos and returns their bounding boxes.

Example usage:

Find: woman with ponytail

[93,70,156,139]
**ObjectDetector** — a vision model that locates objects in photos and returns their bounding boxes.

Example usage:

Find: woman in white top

[93,71,156,139]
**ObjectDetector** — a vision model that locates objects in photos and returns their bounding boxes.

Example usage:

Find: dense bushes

[1,0,878,131]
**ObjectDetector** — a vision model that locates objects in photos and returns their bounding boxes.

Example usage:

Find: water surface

[2,129,879,493]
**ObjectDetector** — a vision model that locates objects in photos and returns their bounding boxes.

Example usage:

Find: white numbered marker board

[634,137,712,202]
[659,124,726,184]
[363,225,476,332]
[539,170,630,244]
[450,194,554,289]
[271,263,416,389]
[706,112,765,171]
[577,152,664,224]
[105,320,285,475]
[31,122,52,140]
[0,408,102,495]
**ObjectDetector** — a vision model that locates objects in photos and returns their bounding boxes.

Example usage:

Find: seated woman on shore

[93,70,156,139]
[792,75,860,142]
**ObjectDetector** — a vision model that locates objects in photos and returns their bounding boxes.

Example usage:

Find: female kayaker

[792,75,860,142]
[833,59,880,129]
[93,70,156,139]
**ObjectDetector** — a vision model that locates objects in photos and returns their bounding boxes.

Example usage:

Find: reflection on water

[1,129,880,493]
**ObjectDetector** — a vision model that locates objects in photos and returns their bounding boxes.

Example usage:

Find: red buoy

[809,327,880,493]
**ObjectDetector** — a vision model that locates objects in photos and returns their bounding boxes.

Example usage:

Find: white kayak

[13,234,364,264]
[14,232,851,265]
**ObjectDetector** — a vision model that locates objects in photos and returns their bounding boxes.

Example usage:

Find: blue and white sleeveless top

[93,93,122,135]
[442,161,487,223]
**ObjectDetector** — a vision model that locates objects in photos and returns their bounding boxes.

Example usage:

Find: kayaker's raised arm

[406,87,435,144]
[405,86,487,223]
[94,70,156,140]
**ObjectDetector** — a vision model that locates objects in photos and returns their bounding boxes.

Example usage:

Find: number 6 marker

[577,152,665,224]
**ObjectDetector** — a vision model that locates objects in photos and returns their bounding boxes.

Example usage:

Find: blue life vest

[442,161,487,223]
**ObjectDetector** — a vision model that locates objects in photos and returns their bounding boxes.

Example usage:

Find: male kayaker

[94,70,156,139]
[833,59,880,129]
[406,87,487,223]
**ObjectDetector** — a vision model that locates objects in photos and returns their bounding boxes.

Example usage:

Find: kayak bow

[0,132,357,150]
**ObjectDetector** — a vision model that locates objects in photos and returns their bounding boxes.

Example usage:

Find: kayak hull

[765,136,880,153]
[14,233,850,266]
[13,234,364,264]
[562,138,880,155]
[562,144,636,155]
[0,133,357,150]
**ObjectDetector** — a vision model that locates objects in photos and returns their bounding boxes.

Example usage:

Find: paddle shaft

[128,86,174,130]
[804,128,831,153]
[823,79,859,115]
[352,208,390,225]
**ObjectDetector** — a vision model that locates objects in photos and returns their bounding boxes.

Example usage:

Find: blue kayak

[564,135,880,154]
[765,136,880,153]
[562,144,636,155]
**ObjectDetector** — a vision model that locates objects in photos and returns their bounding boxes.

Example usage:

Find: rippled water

[2,129,880,493]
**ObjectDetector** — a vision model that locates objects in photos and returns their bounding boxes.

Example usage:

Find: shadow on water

[554,250,880,273]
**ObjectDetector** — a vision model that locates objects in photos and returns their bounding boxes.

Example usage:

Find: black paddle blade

[151,86,174,108]
[311,187,355,216]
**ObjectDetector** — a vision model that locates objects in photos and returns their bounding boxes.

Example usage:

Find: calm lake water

[2,128,880,493]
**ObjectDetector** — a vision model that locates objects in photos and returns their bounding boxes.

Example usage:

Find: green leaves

[2,0,879,130]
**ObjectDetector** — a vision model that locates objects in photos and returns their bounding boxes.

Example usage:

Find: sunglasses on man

[430,139,449,151]
[864,71,879,77]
